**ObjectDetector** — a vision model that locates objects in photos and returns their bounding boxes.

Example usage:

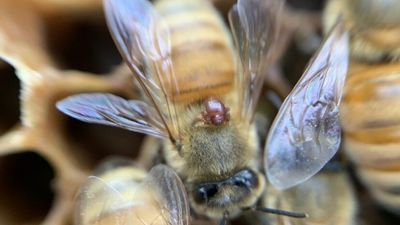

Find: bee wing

[265,21,349,190]
[141,165,190,225]
[56,93,168,139]
[104,0,181,144]
[76,164,189,225]
[75,176,135,225]
[228,0,283,124]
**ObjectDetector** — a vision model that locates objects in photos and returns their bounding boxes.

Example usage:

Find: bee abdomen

[341,62,400,213]
[155,0,235,103]
[324,0,400,62]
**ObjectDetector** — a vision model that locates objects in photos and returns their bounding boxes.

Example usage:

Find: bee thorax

[185,124,249,181]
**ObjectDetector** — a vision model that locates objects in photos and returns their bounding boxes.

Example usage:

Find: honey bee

[323,0,400,62]
[243,166,358,225]
[75,157,190,225]
[57,0,349,223]
[338,62,400,214]
[324,0,400,214]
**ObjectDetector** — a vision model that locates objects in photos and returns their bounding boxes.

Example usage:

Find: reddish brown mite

[201,98,230,126]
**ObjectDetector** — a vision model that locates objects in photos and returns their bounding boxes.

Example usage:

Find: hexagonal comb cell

[0,62,20,135]
[0,151,54,225]
[44,15,122,74]
[0,0,138,224]
[63,117,144,169]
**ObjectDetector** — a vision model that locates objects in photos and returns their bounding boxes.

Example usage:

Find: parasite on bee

[324,0,400,62]
[57,0,349,223]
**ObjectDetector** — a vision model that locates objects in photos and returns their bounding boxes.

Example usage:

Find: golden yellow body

[155,0,235,103]
[152,0,264,218]
[324,0,400,214]
[324,0,400,62]
[233,169,357,225]
[58,0,354,223]
[265,171,357,225]
[341,63,400,213]
[79,164,167,225]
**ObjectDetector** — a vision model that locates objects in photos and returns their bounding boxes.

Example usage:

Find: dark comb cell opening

[0,151,55,225]
[44,14,122,74]
[0,61,21,135]
[287,0,326,11]
[281,40,314,87]
[64,116,144,169]
[357,188,400,225]
[346,164,400,225]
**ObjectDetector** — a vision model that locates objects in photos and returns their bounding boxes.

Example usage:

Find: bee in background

[57,0,349,224]
[263,167,358,225]
[238,167,358,225]
[336,61,400,215]
[75,157,189,225]
[324,0,400,62]
[76,161,359,225]
[324,0,400,215]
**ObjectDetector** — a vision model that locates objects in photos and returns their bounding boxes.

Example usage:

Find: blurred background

[0,0,399,224]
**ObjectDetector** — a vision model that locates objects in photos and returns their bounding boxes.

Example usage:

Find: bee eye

[194,183,219,203]
[232,177,246,187]
[231,169,258,189]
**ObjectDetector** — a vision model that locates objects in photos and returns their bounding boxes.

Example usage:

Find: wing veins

[97,111,165,138]
[296,65,329,102]
[229,0,283,124]
[104,0,179,144]
[265,19,349,189]
[151,60,181,142]
[288,99,298,129]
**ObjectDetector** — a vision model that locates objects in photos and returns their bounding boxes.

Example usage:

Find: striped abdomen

[155,0,235,103]
[341,62,400,213]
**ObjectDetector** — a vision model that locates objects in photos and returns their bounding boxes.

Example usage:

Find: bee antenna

[219,211,229,225]
[243,206,308,219]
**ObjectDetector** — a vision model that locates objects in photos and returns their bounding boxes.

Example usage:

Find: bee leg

[321,153,348,173]
[219,211,230,225]
[254,113,270,145]
[233,208,274,225]
[265,65,291,99]
[137,136,162,170]
[321,160,344,173]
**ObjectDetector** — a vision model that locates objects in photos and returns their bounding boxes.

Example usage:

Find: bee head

[189,168,265,218]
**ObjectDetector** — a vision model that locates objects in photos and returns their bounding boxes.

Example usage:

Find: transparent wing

[56,93,168,139]
[142,165,190,225]
[228,0,283,124]
[104,0,181,144]
[76,162,189,225]
[265,20,349,190]
[75,176,135,225]
[92,156,141,176]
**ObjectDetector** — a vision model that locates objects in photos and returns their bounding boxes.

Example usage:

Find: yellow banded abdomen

[155,0,235,103]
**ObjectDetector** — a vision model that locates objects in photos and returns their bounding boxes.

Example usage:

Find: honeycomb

[0,0,397,225]
[0,0,140,224]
